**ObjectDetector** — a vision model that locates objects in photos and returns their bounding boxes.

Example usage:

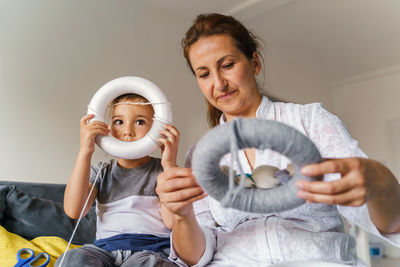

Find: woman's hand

[296,157,400,233]
[296,158,387,206]
[156,167,206,217]
[158,124,180,170]
[79,114,110,155]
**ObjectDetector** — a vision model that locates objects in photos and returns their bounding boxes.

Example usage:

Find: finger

[161,167,194,180]
[165,177,202,192]
[297,187,366,206]
[87,121,109,128]
[296,178,351,195]
[88,128,110,137]
[166,193,207,208]
[158,138,171,152]
[161,188,205,203]
[80,114,95,127]
[301,158,352,177]
[158,137,171,146]
[159,129,176,143]
[87,124,110,134]
[164,124,180,137]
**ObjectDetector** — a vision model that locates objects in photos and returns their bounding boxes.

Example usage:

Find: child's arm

[64,114,109,219]
[158,124,180,229]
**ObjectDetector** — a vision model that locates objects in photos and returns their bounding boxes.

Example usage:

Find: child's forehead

[112,102,154,116]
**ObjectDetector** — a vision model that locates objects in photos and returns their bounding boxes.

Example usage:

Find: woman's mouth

[217,90,237,100]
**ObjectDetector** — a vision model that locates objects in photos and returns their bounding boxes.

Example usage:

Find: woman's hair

[182,13,279,128]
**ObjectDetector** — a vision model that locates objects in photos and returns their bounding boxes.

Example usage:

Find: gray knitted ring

[192,118,322,213]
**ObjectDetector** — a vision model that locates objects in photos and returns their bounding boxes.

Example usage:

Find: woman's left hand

[296,158,391,207]
[296,157,400,233]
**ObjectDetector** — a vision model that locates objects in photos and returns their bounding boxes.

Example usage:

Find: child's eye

[113,119,123,125]
[136,119,145,125]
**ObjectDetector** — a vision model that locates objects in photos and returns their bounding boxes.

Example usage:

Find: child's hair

[112,93,149,105]
[108,93,152,122]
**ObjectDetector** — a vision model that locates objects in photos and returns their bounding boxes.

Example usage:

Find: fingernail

[297,191,306,198]
[296,181,303,189]
[301,166,312,175]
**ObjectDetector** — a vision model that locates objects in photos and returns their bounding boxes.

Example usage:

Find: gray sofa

[0,181,96,245]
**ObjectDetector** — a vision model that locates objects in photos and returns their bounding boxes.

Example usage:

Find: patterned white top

[170,96,400,267]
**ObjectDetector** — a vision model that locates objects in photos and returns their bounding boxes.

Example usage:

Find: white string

[221,127,246,206]
[113,101,170,106]
[58,154,108,267]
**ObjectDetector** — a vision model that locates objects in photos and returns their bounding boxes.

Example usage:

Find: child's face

[110,101,154,142]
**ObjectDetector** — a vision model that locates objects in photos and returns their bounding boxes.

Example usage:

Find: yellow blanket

[0,225,81,267]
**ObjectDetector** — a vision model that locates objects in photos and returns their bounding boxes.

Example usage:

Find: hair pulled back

[182,13,263,128]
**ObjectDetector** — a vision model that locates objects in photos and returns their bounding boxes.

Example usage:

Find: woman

[156,13,400,266]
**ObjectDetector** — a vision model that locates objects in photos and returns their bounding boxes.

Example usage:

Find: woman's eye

[222,63,234,69]
[199,72,209,79]
[113,119,123,125]
[136,119,145,125]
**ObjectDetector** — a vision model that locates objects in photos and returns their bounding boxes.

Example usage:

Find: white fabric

[170,96,400,267]
[96,195,170,240]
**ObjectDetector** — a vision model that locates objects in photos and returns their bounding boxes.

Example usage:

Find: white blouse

[170,96,400,267]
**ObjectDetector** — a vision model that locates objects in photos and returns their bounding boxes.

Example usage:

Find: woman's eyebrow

[217,55,235,65]
[194,55,235,72]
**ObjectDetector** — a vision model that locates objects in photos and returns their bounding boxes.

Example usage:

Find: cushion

[0,224,81,267]
[0,185,96,244]
[0,185,10,221]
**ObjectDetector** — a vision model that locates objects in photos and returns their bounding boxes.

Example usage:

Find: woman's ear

[252,52,261,75]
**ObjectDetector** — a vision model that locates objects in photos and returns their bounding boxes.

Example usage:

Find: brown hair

[182,13,270,128]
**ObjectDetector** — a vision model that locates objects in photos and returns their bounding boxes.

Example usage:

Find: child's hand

[158,124,180,170]
[79,114,110,155]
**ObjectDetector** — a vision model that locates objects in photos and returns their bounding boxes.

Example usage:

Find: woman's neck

[225,94,262,122]
[117,156,151,169]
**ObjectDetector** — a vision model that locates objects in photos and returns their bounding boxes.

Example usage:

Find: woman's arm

[297,158,400,234]
[156,167,208,265]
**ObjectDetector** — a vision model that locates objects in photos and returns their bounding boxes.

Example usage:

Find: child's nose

[123,125,135,136]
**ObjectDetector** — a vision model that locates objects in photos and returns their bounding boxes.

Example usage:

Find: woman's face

[188,34,262,121]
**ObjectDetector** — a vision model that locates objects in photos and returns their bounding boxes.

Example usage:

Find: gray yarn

[191,118,322,214]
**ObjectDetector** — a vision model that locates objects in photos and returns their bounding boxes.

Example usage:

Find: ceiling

[144,0,400,84]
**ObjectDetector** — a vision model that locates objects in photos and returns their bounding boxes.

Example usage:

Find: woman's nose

[213,72,228,91]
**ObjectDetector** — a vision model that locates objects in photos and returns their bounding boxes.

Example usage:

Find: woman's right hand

[156,167,207,218]
[79,114,110,155]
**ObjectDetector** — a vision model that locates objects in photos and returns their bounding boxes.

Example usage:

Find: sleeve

[168,145,218,266]
[89,161,106,188]
[168,197,218,267]
[305,103,400,247]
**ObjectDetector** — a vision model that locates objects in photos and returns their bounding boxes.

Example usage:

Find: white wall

[263,46,332,109]
[330,67,400,178]
[248,11,333,110]
[0,0,208,183]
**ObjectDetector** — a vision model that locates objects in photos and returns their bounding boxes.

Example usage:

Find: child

[56,94,178,267]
